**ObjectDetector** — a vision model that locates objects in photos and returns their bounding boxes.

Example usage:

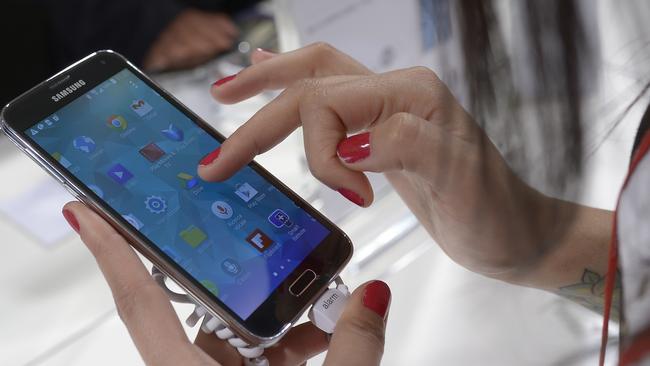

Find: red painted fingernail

[337,132,370,164]
[362,280,391,319]
[213,74,236,87]
[337,188,365,207]
[62,209,80,233]
[199,147,221,166]
[255,48,276,57]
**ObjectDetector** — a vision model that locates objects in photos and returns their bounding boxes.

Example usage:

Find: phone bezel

[0,50,353,346]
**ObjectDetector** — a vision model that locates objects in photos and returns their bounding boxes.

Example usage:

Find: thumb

[336,112,437,177]
[324,280,391,366]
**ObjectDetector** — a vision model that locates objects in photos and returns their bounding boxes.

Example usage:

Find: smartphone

[0,51,352,346]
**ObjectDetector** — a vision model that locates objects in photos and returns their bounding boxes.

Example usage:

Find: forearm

[508,197,620,320]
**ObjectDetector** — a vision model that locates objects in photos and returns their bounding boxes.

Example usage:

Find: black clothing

[633,104,650,155]
[1,0,259,106]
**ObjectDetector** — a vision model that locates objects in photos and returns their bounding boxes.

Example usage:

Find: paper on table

[0,179,74,248]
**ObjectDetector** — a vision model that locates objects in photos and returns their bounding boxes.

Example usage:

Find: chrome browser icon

[107,115,128,131]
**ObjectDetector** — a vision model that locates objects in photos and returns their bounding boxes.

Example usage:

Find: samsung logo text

[51,80,86,102]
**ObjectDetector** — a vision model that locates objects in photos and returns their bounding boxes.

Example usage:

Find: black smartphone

[0,51,353,345]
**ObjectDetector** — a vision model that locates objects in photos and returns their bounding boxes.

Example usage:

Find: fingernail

[213,74,236,87]
[62,209,80,233]
[362,280,391,319]
[255,48,276,57]
[199,147,221,166]
[337,132,370,164]
[337,188,365,207]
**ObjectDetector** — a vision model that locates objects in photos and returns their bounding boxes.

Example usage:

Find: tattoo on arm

[554,268,621,322]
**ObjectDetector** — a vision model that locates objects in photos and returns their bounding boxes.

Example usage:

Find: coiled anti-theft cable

[152,267,350,366]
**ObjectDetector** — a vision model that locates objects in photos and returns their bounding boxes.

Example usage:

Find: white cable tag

[308,285,350,334]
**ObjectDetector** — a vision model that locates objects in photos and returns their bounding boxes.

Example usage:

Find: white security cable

[151,267,350,366]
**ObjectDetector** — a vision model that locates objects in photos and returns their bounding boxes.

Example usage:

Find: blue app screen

[28,69,330,320]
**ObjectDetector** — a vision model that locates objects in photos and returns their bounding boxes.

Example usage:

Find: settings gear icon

[144,195,167,214]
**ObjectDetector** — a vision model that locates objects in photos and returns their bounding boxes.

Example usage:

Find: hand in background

[143,9,239,72]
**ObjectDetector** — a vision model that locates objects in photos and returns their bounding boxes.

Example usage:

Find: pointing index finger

[210,42,370,105]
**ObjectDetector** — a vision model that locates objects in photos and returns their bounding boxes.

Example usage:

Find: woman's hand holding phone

[62,201,390,365]
[201,44,556,283]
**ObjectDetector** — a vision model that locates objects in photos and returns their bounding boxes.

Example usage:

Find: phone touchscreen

[26,69,331,320]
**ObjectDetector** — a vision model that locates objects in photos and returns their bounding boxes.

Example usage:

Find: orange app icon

[246,229,274,253]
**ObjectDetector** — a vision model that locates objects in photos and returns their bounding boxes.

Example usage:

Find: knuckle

[293,78,327,107]
[404,66,442,92]
[408,66,439,82]
[338,316,386,351]
[308,42,345,76]
[388,113,420,145]
[386,113,427,171]
[229,125,261,157]
[309,42,339,58]
[294,78,322,95]
[305,142,337,184]
[306,155,328,182]
[114,280,162,323]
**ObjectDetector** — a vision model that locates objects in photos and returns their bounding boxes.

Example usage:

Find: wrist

[502,192,614,290]
[491,186,561,285]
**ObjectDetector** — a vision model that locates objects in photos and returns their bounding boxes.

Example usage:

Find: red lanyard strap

[599,226,618,366]
[601,130,650,365]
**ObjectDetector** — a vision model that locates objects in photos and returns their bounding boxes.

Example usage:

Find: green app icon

[177,172,199,189]
[179,225,207,248]
[200,279,219,296]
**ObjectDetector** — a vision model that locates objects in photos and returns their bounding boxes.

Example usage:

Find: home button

[289,269,317,297]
